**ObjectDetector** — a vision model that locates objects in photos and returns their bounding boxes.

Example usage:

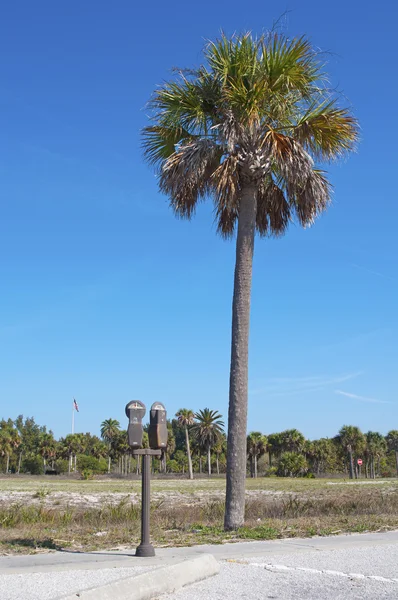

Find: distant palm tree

[386,430,398,476]
[0,429,12,474]
[267,433,283,467]
[176,409,195,479]
[100,418,120,473]
[192,409,224,476]
[39,433,56,473]
[365,431,387,479]
[280,429,305,453]
[247,432,267,478]
[142,32,358,529]
[338,425,365,479]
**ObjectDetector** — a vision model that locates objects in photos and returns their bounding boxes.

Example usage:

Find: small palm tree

[176,409,195,479]
[192,409,225,476]
[142,32,358,529]
[100,418,120,473]
[386,430,398,476]
[247,432,267,478]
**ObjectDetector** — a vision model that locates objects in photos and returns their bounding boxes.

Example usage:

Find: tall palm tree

[386,430,398,476]
[142,32,357,529]
[247,432,267,478]
[338,425,365,479]
[192,409,224,476]
[100,418,120,474]
[176,409,195,479]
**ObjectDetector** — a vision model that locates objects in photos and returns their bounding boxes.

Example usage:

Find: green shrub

[277,452,308,477]
[76,455,107,474]
[54,459,69,474]
[80,468,94,480]
[22,456,43,475]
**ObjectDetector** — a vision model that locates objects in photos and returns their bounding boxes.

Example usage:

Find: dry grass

[0,476,397,554]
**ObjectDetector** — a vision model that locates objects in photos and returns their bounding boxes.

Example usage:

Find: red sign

[357,459,363,466]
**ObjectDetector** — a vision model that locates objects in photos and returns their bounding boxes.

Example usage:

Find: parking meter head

[125,400,146,448]
[148,402,168,449]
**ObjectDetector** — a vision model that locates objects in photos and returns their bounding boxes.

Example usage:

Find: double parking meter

[148,402,168,450]
[125,400,146,448]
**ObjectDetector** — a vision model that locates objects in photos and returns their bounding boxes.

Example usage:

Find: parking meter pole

[132,449,161,557]
[136,453,154,557]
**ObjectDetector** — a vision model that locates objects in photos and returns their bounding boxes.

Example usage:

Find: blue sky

[0,1,397,440]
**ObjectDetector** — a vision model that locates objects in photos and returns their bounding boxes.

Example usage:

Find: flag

[73,399,79,412]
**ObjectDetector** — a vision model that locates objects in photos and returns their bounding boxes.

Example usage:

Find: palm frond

[260,34,323,98]
[265,130,314,186]
[290,169,332,227]
[293,101,359,160]
[160,139,221,218]
[256,179,291,237]
[211,155,240,237]
[142,124,193,168]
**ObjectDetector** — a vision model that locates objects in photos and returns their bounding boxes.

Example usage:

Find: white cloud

[250,372,362,397]
[334,390,393,405]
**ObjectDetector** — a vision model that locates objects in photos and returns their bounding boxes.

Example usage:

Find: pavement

[0,531,397,599]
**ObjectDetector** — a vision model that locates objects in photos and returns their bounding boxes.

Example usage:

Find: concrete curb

[60,553,220,600]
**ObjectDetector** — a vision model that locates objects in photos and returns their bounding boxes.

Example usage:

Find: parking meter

[125,400,146,448]
[148,402,168,450]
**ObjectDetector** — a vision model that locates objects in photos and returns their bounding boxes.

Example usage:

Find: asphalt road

[0,531,397,599]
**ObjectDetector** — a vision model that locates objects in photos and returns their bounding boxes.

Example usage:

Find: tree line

[0,412,397,479]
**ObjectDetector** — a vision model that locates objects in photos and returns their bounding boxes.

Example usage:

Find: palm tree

[192,409,224,476]
[365,431,387,479]
[386,430,398,476]
[0,429,12,474]
[142,32,358,529]
[247,432,267,478]
[176,409,195,479]
[100,418,120,473]
[39,433,56,473]
[267,433,283,467]
[338,425,365,479]
[280,429,305,454]
[213,432,227,475]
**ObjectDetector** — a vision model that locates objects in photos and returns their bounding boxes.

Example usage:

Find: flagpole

[72,399,75,435]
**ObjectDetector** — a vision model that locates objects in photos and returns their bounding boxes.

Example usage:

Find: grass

[0,476,397,554]
[1,475,394,494]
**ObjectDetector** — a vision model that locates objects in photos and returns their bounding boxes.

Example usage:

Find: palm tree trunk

[17,452,22,474]
[254,453,258,479]
[207,447,211,476]
[199,455,202,474]
[348,449,354,479]
[269,451,272,468]
[216,454,220,475]
[395,451,398,476]
[6,453,10,474]
[225,185,257,531]
[185,426,194,480]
